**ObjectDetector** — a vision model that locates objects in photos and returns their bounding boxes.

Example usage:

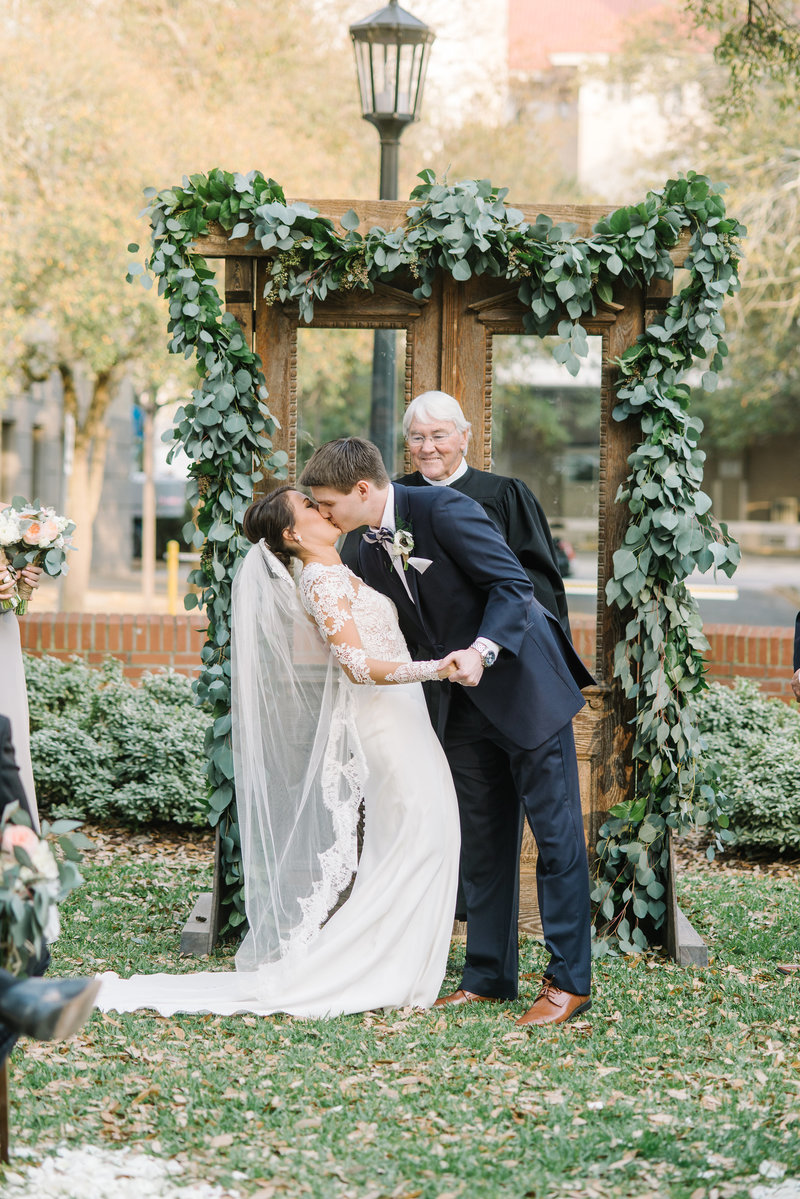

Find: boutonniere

[389,518,432,574]
[389,526,415,571]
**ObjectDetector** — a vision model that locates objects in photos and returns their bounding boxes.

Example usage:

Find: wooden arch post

[179,198,700,962]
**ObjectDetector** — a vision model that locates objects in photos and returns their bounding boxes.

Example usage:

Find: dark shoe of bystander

[0,977,100,1042]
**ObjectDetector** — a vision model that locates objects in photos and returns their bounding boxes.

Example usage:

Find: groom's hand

[440,648,484,687]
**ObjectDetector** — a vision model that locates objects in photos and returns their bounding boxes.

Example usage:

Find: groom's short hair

[298,438,389,492]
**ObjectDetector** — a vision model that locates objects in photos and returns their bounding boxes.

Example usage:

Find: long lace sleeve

[300,566,443,687]
[384,661,442,683]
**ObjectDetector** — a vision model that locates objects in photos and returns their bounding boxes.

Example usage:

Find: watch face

[483,650,497,668]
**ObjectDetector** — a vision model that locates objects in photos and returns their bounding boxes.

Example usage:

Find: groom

[299,438,595,1026]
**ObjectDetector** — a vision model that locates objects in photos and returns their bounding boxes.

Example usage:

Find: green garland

[130,168,743,948]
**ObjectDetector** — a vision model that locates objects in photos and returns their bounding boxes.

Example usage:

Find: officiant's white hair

[403,391,472,440]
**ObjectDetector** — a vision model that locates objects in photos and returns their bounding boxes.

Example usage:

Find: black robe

[341,466,570,636]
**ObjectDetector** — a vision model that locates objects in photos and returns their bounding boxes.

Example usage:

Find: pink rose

[1,824,58,881]
[39,519,59,542]
[22,521,42,545]
[1,824,40,854]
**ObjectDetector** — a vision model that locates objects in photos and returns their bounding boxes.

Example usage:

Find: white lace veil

[231,541,367,971]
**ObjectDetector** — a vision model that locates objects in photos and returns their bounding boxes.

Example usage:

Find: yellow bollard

[166,540,180,615]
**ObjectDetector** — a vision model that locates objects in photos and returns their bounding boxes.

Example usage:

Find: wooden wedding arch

[181,197,703,965]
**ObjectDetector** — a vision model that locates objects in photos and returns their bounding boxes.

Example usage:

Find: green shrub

[28,718,114,817]
[24,655,210,827]
[24,654,97,732]
[697,678,800,853]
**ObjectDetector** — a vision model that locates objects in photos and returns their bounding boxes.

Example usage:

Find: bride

[97,486,460,1018]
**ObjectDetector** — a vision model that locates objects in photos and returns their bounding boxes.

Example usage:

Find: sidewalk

[566,549,800,627]
[31,552,800,623]
[34,567,181,616]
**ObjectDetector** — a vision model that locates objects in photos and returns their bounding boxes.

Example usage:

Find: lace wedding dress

[97,561,460,1018]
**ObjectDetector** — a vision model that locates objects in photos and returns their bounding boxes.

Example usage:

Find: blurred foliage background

[2,0,800,603]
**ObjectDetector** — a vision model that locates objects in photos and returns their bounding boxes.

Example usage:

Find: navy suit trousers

[443,686,591,999]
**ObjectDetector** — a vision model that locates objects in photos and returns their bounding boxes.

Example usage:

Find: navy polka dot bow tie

[362,526,395,548]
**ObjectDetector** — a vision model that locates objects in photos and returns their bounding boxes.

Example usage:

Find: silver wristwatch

[471,638,498,669]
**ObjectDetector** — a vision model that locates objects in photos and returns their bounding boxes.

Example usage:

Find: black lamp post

[350,0,435,470]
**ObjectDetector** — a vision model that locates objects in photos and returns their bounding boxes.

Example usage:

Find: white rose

[21,839,59,883]
[43,905,61,943]
[0,510,22,544]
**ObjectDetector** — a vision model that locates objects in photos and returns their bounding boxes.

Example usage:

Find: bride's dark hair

[242,485,298,569]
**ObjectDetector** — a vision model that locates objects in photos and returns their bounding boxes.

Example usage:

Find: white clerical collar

[379,484,396,531]
[421,458,469,486]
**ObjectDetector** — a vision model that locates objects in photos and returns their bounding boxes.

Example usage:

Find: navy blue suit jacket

[357,484,594,750]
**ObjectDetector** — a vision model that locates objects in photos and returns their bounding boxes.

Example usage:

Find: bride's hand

[20,564,42,589]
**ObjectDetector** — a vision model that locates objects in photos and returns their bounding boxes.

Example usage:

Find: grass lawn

[2,827,799,1199]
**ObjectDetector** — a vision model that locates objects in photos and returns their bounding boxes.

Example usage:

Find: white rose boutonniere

[390,528,416,570]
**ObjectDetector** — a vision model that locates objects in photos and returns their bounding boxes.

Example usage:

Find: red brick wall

[571,615,596,671]
[19,612,207,681]
[17,611,798,696]
[567,614,795,699]
[701,622,796,697]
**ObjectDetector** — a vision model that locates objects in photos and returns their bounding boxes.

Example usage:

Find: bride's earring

[293,533,303,545]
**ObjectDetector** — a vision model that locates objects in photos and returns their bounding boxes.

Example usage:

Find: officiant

[341,390,570,636]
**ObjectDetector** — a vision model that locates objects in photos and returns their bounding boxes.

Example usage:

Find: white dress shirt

[375,485,415,602]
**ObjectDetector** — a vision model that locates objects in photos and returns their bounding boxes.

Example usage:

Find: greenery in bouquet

[0,496,76,614]
[0,806,90,976]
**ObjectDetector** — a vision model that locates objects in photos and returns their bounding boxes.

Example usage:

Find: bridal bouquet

[0,807,89,975]
[0,497,76,614]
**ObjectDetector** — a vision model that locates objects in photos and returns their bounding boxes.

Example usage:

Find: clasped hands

[436,647,484,686]
[0,563,43,603]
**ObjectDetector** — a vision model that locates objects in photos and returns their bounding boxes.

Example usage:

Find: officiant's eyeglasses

[407,432,456,447]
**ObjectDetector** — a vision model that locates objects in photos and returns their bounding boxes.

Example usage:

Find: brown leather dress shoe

[777,964,800,975]
[433,989,500,1007]
[516,979,591,1026]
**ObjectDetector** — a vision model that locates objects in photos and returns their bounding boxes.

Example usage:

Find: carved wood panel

[213,203,659,839]
[253,279,426,485]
